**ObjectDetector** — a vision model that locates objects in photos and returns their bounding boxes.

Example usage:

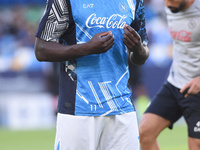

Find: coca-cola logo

[169,28,191,42]
[86,13,127,29]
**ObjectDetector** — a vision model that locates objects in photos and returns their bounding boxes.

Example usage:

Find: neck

[184,0,195,10]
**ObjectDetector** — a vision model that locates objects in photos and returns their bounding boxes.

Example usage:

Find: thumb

[100,31,111,37]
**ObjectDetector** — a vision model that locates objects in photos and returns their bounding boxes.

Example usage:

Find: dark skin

[35,31,114,62]
[123,24,149,65]
[35,25,149,65]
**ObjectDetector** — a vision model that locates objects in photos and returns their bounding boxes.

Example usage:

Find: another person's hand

[87,31,114,55]
[180,76,200,98]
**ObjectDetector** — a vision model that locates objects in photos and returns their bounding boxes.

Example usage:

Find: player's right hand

[86,31,114,54]
[180,76,200,98]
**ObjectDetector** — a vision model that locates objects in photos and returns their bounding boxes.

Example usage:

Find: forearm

[35,31,114,62]
[34,37,89,62]
[129,45,149,66]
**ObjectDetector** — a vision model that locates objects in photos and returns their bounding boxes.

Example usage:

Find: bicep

[35,0,70,42]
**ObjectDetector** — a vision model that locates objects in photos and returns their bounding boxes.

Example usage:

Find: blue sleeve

[35,0,70,42]
[131,0,148,45]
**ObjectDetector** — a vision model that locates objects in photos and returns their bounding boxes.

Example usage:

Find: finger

[125,25,140,40]
[106,41,115,51]
[188,85,199,95]
[180,83,190,93]
[101,40,114,52]
[123,33,137,48]
[123,38,132,48]
[187,86,194,95]
[123,28,140,46]
[123,27,134,40]
[100,35,114,52]
[101,31,114,40]
[105,36,114,47]
[100,31,110,37]
[184,93,189,98]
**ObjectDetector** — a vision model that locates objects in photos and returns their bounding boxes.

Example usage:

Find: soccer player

[139,0,200,150]
[34,0,149,150]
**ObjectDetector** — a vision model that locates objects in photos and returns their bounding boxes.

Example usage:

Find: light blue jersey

[36,0,148,116]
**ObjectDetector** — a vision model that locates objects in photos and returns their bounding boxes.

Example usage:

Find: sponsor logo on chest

[86,13,127,29]
[169,28,191,42]
[81,3,133,29]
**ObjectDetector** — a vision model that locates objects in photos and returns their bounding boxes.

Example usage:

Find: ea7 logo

[83,4,94,8]
[194,121,200,132]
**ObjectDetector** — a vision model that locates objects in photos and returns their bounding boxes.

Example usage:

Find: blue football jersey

[36,0,148,116]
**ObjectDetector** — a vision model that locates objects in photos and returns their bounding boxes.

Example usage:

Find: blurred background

[0,0,187,150]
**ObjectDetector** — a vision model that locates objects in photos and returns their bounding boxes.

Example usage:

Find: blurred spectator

[0,6,44,76]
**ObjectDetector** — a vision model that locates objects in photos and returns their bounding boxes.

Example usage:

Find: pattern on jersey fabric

[69,0,146,116]
[133,0,148,46]
[35,0,148,116]
[39,0,69,41]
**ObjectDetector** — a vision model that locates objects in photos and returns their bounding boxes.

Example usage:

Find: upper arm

[131,0,148,46]
[35,0,70,42]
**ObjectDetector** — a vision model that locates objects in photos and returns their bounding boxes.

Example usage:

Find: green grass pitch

[0,124,187,150]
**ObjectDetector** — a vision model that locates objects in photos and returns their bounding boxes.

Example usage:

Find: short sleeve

[35,0,69,42]
[131,0,148,46]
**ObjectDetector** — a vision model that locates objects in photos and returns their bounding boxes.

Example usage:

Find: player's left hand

[180,76,200,98]
[123,24,143,53]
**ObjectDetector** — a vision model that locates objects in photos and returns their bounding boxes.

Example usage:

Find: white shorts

[54,111,140,150]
